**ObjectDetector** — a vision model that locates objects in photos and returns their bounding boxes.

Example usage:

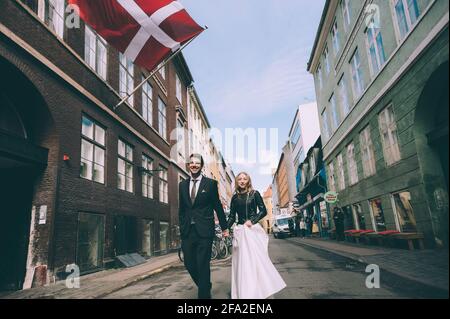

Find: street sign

[324,191,338,204]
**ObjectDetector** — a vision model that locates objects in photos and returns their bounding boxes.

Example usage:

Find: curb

[286,238,449,297]
[95,261,181,299]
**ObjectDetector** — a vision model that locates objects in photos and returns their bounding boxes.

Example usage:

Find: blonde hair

[234,172,254,194]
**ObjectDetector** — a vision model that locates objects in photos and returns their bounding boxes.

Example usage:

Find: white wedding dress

[231,223,286,299]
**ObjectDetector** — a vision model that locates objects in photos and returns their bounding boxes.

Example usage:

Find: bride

[227,172,286,299]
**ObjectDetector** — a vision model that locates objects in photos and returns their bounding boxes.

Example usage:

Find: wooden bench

[352,230,375,244]
[389,232,425,250]
[362,230,400,246]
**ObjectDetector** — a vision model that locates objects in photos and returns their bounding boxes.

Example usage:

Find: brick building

[0,0,202,291]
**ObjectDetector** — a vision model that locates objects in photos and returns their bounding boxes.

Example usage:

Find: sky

[180,0,326,192]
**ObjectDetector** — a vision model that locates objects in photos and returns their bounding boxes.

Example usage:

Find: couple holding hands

[179,154,286,299]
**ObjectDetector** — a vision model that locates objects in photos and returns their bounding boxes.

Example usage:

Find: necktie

[190,179,198,204]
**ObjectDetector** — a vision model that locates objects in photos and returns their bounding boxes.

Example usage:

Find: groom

[178,154,229,299]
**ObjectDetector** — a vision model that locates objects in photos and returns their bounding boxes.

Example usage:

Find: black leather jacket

[227,190,267,228]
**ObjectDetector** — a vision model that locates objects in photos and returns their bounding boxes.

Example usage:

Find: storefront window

[319,201,329,230]
[343,206,355,230]
[369,198,386,231]
[159,222,169,254]
[352,203,366,230]
[76,213,104,273]
[142,220,154,257]
[392,191,417,232]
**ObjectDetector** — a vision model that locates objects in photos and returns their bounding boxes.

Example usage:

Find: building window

[158,98,167,140]
[327,162,336,192]
[337,153,346,191]
[80,116,105,184]
[350,49,365,100]
[118,139,134,192]
[158,62,166,80]
[119,53,134,106]
[369,198,386,232]
[393,0,421,40]
[142,154,154,199]
[38,0,65,38]
[176,74,182,104]
[341,0,351,31]
[177,119,186,161]
[321,109,331,141]
[367,26,386,76]
[323,46,330,74]
[338,75,351,117]
[85,26,107,80]
[331,20,340,55]
[291,122,302,149]
[76,212,104,273]
[142,79,153,126]
[309,152,317,178]
[360,126,376,177]
[346,143,358,186]
[330,93,340,131]
[392,191,417,232]
[159,222,169,254]
[141,219,154,257]
[352,203,366,230]
[379,105,401,166]
[159,166,168,204]
[317,64,323,89]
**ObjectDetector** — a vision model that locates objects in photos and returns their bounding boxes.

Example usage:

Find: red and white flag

[69,0,204,71]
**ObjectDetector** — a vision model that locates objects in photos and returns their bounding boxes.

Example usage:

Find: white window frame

[85,26,108,80]
[391,0,421,43]
[327,162,336,192]
[346,143,359,186]
[337,153,346,191]
[176,74,182,104]
[119,54,135,107]
[366,25,386,78]
[329,93,339,131]
[323,46,330,75]
[38,0,65,39]
[142,79,153,126]
[341,0,351,32]
[321,109,331,141]
[159,166,169,204]
[158,97,167,140]
[331,20,340,56]
[338,74,351,118]
[158,63,166,80]
[118,139,134,193]
[378,105,402,166]
[80,116,106,184]
[142,154,154,199]
[350,49,364,101]
[177,118,186,161]
[359,126,377,177]
[317,64,323,89]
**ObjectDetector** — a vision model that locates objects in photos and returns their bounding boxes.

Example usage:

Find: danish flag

[69,0,204,71]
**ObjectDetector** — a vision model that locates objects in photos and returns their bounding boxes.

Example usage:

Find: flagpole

[114,28,207,111]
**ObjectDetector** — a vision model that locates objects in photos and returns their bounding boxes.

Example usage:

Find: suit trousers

[181,224,214,299]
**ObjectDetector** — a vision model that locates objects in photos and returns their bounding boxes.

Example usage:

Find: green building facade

[308,0,448,248]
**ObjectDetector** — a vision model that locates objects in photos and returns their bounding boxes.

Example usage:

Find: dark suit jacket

[178,176,228,239]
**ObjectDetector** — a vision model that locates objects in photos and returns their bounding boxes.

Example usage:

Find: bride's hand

[244,220,253,228]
